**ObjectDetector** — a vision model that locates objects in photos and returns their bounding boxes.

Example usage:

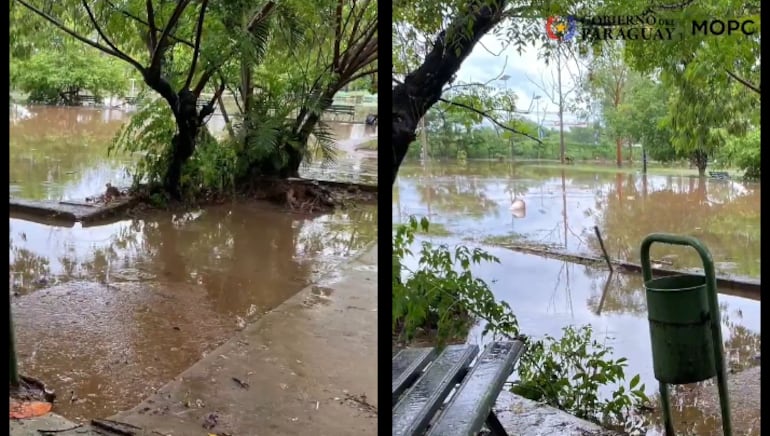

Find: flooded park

[10,105,378,422]
[393,160,761,435]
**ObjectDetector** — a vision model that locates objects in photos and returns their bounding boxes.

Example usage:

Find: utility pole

[557,46,566,165]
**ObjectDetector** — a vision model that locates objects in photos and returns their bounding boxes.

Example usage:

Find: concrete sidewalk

[11,244,378,436]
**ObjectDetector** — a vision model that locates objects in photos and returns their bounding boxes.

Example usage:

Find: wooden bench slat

[392,344,479,436]
[392,348,437,403]
[426,341,526,436]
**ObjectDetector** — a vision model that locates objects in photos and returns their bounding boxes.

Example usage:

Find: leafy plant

[512,325,649,428]
[392,216,519,345]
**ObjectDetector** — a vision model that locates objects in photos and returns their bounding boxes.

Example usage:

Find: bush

[392,217,518,345]
[512,325,650,430]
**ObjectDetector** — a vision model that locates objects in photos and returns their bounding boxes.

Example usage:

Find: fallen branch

[593,226,613,273]
[37,424,83,434]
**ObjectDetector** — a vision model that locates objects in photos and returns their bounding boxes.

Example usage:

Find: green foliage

[11,46,129,104]
[512,325,649,428]
[720,128,760,180]
[392,217,519,345]
[109,99,176,187]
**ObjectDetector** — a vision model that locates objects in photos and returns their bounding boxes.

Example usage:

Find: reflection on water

[395,160,760,435]
[10,106,134,200]
[394,161,761,278]
[9,106,378,421]
[10,203,377,420]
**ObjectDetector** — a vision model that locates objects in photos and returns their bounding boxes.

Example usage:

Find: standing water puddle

[10,106,378,421]
[395,161,760,435]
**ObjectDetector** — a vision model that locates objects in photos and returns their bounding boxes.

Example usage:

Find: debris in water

[232,377,250,389]
[90,418,141,435]
[202,412,219,430]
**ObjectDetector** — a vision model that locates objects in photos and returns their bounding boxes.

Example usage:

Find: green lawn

[523,161,739,177]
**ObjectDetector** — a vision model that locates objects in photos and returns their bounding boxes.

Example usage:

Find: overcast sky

[455,35,585,128]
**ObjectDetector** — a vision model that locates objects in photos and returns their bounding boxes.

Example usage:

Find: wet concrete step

[9,197,136,226]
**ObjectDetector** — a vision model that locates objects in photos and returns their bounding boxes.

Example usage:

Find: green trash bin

[641,233,732,436]
[645,274,716,384]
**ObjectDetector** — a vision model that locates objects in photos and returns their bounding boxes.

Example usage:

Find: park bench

[392,340,526,436]
[78,95,99,105]
[709,171,730,180]
[326,104,356,121]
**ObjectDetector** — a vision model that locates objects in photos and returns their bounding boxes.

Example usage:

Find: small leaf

[629,374,640,389]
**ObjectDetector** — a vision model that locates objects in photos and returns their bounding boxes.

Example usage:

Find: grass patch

[481,233,523,245]
[522,161,739,177]
[356,139,378,151]
[393,221,452,236]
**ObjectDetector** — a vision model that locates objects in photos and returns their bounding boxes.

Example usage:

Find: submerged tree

[16,0,238,196]
[224,0,378,179]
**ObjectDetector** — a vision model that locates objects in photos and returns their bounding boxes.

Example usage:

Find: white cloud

[455,35,586,128]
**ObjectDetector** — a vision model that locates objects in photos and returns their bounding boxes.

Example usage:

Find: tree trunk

[693,149,708,177]
[615,137,623,167]
[163,122,197,197]
[391,1,507,185]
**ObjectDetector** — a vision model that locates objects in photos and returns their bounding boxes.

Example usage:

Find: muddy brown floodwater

[395,160,760,435]
[9,105,378,421]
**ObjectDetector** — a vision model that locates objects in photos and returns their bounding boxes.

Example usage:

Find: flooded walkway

[10,105,378,422]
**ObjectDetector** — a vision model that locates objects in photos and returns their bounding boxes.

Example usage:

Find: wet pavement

[9,105,378,422]
[394,160,761,435]
[110,244,378,436]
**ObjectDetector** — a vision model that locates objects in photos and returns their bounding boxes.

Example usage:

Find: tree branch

[346,67,377,85]
[81,0,144,71]
[332,0,344,70]
[146,0,157,49]
[104,0,194,48]
[246,1,276,33]
[725,69,761,95]
[438,97,543,144]
[185,0,209,90]
[149,0,192,76]
[17,0,136,66]
[198,81,225,124]
[193,69,216,97]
